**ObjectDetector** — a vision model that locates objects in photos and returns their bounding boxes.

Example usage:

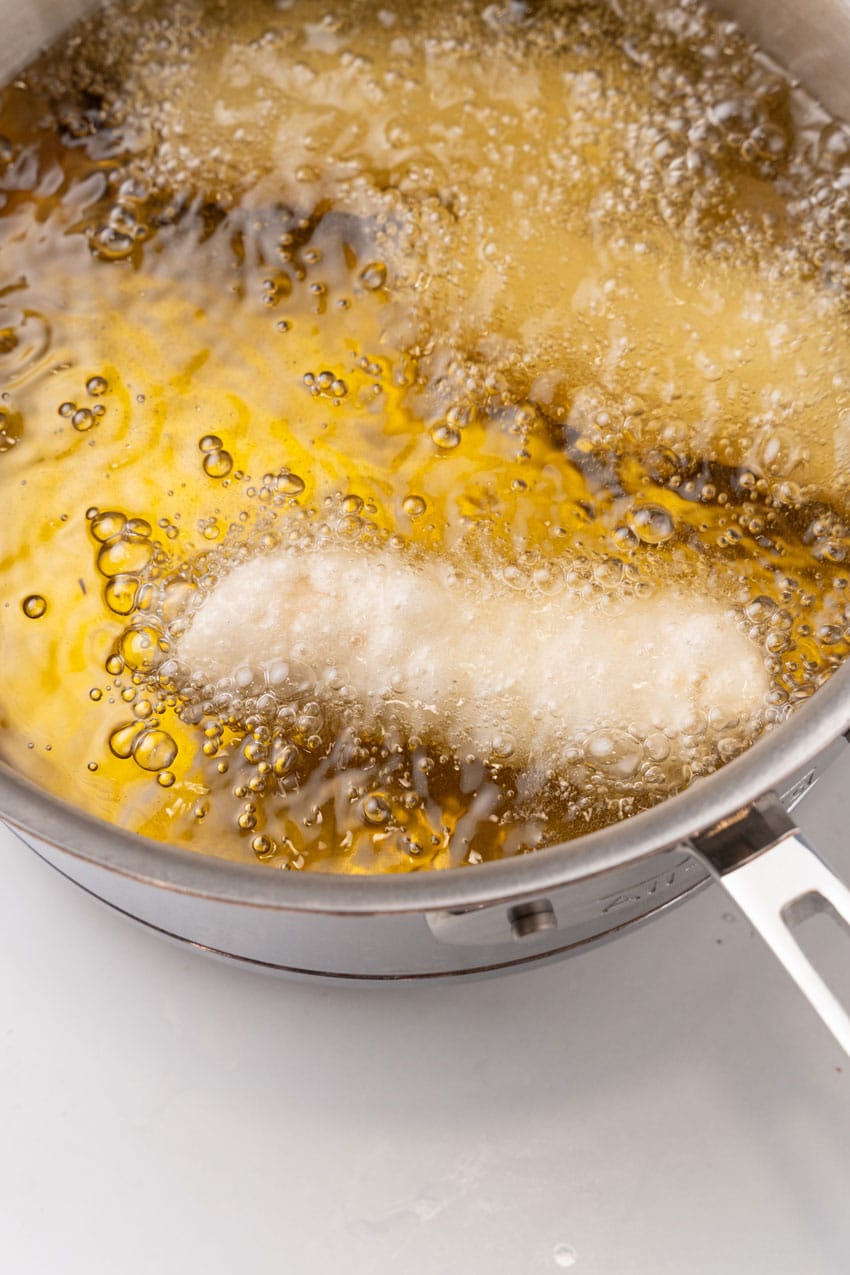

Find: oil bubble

[86,375,108,396]
[402,494,427,519]
[273,743,299,777]
[628,505,675,545]
[90,511,127,542]
[203,449,233,478]
[644,732,671,762]
[252,834,275,859]
[108,721,142,759]
[595,559,624,588]
[97,535,153,576]
[490,733,516,760]
[758,429,802,477]
[363,793,392,824]
[72,407,95,432]
[104,574,139,615]
[275,470,306,495]
[90,227,135,261]
[430,423,461,450]
[118,623,164,672]
[359,261,387,290]
[584,729,643,778]
[613,525,639,550]
[21,594,47,618]
[243,738,268,764]
[133,729,178,772]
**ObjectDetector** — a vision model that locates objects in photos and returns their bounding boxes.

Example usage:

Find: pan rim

[3,657,850,915]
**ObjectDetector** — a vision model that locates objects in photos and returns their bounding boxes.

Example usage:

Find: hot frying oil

[3,0,850,872]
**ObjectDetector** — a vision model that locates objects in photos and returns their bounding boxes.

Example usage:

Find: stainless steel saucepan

[2,0,850,1056]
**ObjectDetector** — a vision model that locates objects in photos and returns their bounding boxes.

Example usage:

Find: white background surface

[2,762,849,1274]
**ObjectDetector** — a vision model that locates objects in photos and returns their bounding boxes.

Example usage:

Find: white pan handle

[692,797,850,1057]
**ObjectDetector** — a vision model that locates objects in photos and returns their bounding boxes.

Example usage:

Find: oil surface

[3,0,850,873]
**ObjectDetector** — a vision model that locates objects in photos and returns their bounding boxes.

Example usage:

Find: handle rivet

[508,900,557,939]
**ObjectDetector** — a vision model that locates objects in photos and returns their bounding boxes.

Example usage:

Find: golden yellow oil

[3,0,850,872]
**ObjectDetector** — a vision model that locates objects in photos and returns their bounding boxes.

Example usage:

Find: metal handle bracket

[692,796,850,1057]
